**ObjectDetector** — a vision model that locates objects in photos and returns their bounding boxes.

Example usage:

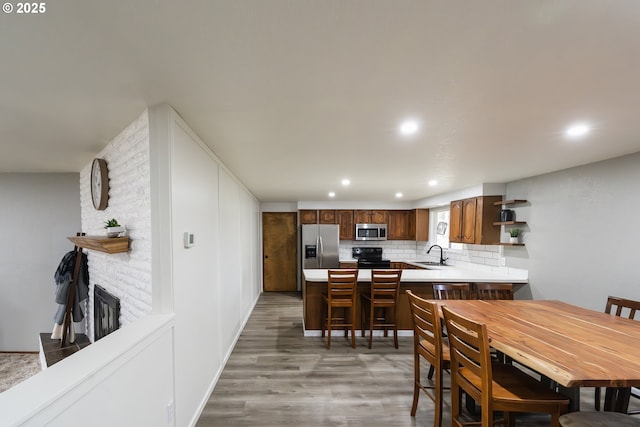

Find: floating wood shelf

[494,199,528,206]
[67,236,129,254]
[501,243,525,246]
[493,221,527,226]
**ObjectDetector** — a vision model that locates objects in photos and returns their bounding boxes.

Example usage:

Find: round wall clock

[91,158,109,210]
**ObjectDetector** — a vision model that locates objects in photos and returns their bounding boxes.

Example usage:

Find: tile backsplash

[340,240,508,272]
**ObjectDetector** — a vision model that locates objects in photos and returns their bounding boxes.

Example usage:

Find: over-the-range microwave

[355,223,387,241]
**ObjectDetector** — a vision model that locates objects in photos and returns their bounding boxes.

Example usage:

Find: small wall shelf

[495,199,529,246]
[494,199,528,206]
[67,236,129,254]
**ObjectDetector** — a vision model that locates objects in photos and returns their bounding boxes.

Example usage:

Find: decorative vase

[106,226,125,238]
[509,236,519,244]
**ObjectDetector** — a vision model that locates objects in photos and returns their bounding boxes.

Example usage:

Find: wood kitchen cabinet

[388,210,412,240]
[413,208,429,241]
[336,210,355,240]
[299,210,318,224]
[449,196,501,245]
[355,210,387,224]
[387,209,429,240]
[339,261,358,269]
[319,209,336,224]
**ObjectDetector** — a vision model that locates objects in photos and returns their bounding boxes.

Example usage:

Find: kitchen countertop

[305,262,528,284]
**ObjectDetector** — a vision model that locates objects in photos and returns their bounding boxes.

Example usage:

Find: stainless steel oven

[355,223,387,241]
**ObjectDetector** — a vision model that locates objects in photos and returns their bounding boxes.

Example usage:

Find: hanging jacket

[53,249,89,324]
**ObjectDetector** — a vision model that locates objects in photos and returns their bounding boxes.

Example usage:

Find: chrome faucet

[427,244,448,265]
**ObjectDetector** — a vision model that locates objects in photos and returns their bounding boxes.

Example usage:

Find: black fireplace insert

[94,285,120,341]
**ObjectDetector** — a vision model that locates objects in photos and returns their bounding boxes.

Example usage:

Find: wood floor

[196,292,638,426]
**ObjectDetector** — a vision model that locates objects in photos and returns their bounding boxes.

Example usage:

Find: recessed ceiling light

[341,178,350,186]
[399,119,420,136]
[565,122,591,139]
[428,179,438,187]
[328,192,335,198]
[395,192,403,198]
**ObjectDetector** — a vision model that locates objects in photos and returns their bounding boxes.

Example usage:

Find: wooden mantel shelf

[67,236,129,254]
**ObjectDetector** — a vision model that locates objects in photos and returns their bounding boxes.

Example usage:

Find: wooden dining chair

[428,283,471,382]
[595,296,640,412]
[442,305,569,427]
[360,269,402,349]
[322,269,358,349]
[432,283,471,300]
[475,283,514,300]
[406,290,449,427]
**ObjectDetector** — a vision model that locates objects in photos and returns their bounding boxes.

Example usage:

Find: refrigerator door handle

[319,236,324,267]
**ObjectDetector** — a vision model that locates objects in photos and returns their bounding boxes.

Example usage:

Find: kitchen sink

[414,261,444,266]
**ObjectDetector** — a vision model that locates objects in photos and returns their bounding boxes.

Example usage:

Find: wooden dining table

[433,299,640,411]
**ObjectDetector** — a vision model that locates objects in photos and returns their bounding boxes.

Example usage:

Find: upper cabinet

[387,209,429,240]
[336,210,355,240]
[450,196,501,245]
[387,210,411,240]
[355,210,388,224]
[319,209,336,224]
[298,208,427,241]
[299,209,318,224]
[414,208,429,241]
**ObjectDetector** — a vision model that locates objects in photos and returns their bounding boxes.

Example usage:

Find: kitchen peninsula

[302,263,528,335]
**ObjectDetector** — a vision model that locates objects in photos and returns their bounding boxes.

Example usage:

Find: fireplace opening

[94,285,120,341]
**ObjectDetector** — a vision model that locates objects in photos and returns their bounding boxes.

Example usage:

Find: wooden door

[449,200,463,243]
[263,212,297,291]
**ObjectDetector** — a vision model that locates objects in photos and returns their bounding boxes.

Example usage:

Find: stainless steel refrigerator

[301,224,340,269]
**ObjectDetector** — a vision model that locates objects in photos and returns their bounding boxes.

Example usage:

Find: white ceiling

[1,1,639,202]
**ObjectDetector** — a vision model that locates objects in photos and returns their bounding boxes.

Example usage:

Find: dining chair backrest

[442,306,492,408]
[432,283,471,300]
[406,290,449,426]
[605,296,640,320]
[475,283,514,300]
[406,290,443,367]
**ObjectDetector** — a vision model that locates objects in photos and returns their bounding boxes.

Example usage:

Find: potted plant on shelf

[509,228,520,244]
[104,218,125,238]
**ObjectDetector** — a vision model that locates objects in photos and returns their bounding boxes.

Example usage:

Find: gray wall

[0,173,81,351]
[504,152,640,310]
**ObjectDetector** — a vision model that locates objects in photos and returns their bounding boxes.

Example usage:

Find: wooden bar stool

[559,411,640,426]
[432,283,471,300]
[360,269,402,349]
[322,269,358,349]
[475,282,514,300]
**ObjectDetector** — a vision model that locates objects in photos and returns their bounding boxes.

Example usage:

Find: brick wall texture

[79,110,152,340]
